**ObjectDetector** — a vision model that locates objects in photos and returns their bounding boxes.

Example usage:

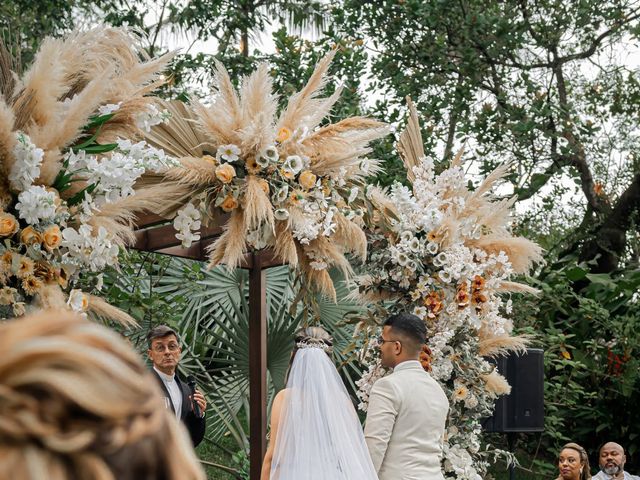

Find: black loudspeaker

[482,348,544,433]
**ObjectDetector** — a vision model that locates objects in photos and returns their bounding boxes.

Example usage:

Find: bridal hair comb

[295,340,330,351]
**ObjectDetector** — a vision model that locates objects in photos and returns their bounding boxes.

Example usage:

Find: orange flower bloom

[472,275,485,291]
[221,195,239,212]
[276,127,292,143]
[0,213,19,237]
[43,225,62,251]
[298,170,317,190]
[20,226,42,246]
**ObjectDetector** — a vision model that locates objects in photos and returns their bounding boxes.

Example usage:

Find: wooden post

[249,251,267,480]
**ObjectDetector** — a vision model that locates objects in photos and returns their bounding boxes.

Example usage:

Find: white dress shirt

[154,366,182,419]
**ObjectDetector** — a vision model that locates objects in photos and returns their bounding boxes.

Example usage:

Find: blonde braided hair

[0,310,205,480]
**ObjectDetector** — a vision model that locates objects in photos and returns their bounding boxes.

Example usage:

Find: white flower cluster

[61,225,119,272]
[9,132,44,191]
[15,186,57,225]
[444,444,483,480]
[355,362,388,412]
[66,139,176,207]
[136,103,171,132]
[173,203,201,248]
[291,192,336,245]
[116,139,179,172]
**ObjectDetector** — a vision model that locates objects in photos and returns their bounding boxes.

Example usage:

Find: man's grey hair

[147,325,180,348]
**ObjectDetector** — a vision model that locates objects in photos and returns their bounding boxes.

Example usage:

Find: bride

[260,327,378,480]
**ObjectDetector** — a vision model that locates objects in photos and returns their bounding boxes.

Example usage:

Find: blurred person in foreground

[147,325,206,447]
[0,310,205,480]
[593,442,640,480]
[556,443,592,480]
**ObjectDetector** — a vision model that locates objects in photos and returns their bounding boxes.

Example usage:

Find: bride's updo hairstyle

[293,326,334,356]
[0,310,205,480]
[284,326,333,384]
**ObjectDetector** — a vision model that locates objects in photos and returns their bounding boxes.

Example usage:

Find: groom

[365,313,449,480]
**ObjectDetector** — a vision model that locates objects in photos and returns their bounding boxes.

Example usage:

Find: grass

[197,436,245,480]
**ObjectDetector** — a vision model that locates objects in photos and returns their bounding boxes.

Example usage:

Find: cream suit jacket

[364,360,449,480]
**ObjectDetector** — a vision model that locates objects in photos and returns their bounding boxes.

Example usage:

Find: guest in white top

[364,312,449,480]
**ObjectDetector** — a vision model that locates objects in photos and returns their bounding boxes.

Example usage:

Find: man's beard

[602,464,622,476]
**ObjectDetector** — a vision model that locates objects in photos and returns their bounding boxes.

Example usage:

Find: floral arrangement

[143,52,387,299]
[354,100,542,479]
[0,28,178,321]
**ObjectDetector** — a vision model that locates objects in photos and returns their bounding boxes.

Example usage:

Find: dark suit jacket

[151,369,206,447]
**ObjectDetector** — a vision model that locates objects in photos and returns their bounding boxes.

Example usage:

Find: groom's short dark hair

[384,313,426,351]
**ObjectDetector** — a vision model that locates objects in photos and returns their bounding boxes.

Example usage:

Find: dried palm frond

[397,96,424,184]
[144,100,207,158]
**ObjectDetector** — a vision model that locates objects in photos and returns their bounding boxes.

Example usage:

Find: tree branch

[551,52,608,215]
[578,173,640,272]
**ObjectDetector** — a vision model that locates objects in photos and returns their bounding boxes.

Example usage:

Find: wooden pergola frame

[133,213,282,480]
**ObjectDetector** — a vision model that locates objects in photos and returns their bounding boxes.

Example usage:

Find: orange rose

[43,225,62,250]
[20,226,42,246]
[220,195,239,212]
[0,213,18,237]
[298,170,317,190]
[258,179,270,195]
[215,163,236,184]
[276,127,292,143]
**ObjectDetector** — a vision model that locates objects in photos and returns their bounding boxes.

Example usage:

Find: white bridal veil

[270,345,378,480]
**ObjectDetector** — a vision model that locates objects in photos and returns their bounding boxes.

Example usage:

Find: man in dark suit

[147,325,206,447]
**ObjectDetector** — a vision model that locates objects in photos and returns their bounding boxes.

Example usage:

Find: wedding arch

[1,27,542,480]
